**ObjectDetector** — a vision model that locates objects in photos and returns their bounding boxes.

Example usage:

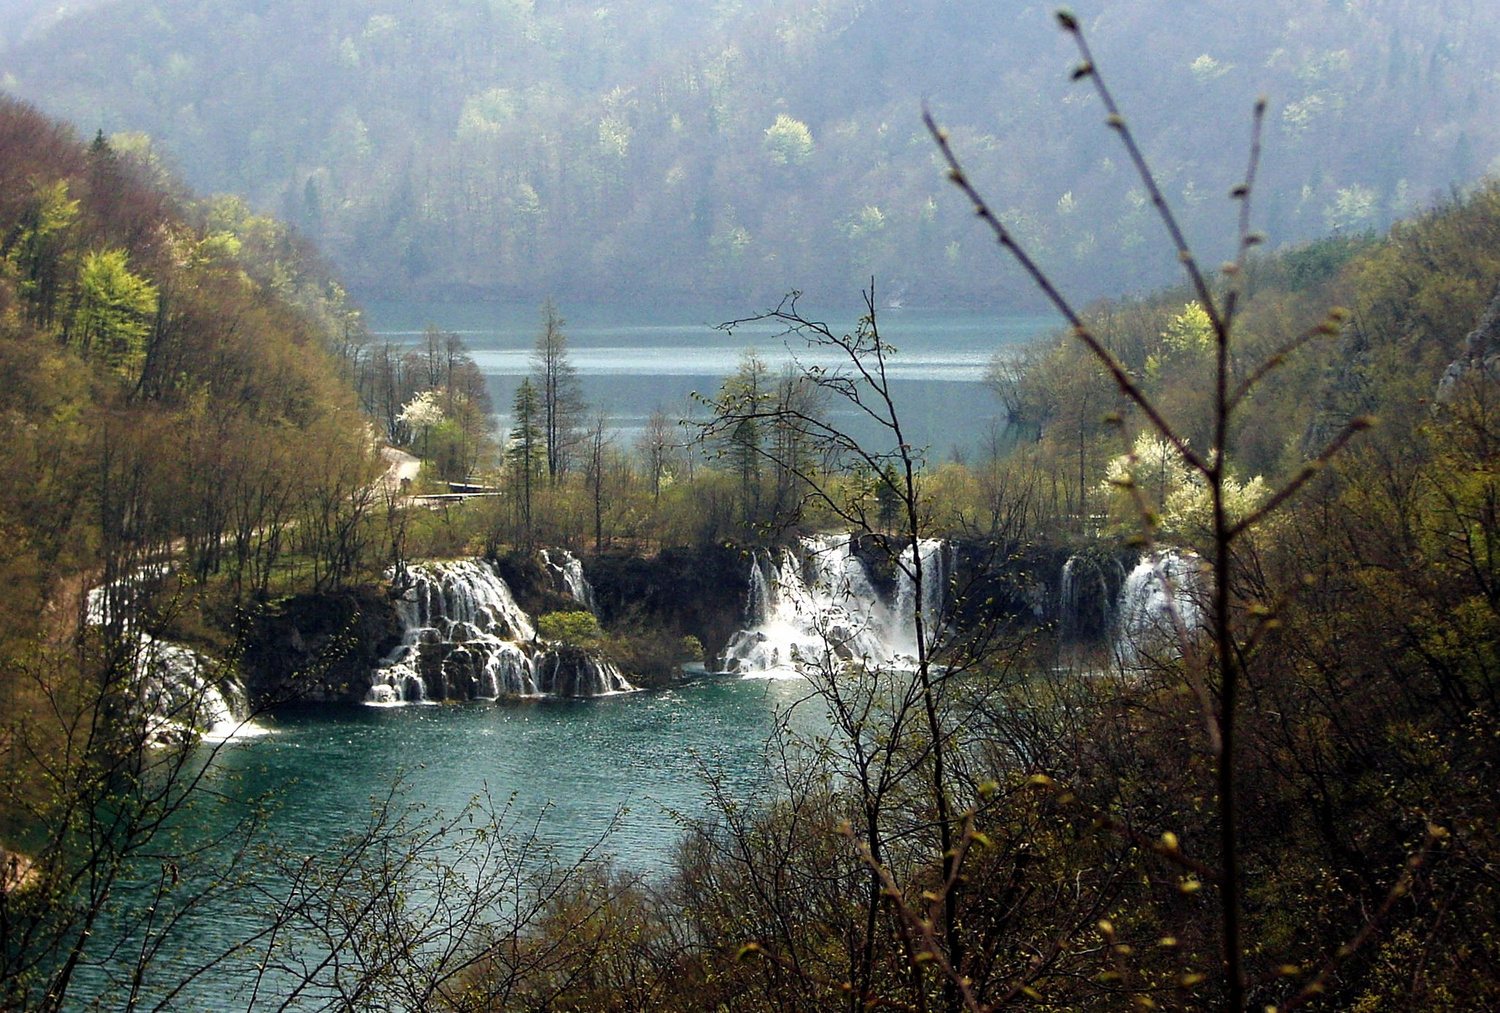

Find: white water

[1057,552,1129,642]
[83,569,262,743]
[540,547,597,613]
[367,558,633,703]
[84,562,173,627]
[719,534,947,677]
[131,634,263,744]
[1113,549,1205,665]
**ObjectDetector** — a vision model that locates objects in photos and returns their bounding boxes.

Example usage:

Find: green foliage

[0,94,403,1011]
[763,112,814,166]
[69,248,157,378]
[536,610,604,647]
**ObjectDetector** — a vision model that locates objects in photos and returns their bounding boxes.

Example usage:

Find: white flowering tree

[397,389,445,456]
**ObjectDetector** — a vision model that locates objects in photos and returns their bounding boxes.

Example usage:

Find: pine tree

[508,378,544,545]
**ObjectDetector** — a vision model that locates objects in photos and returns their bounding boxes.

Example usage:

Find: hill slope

[2,0,1497,307]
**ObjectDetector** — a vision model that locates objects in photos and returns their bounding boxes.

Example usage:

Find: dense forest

[0,0,1497,307]
[0,90,439,1006]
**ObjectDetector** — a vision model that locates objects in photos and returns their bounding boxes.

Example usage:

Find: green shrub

[536,610,603,647]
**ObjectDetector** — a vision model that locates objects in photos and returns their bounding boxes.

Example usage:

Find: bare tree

[910,11,1378,1011]
[698,288,984,1013]
[531,299,586,484]
[637,407,678,503]
[507,378,544,549]
[584,411,612,551]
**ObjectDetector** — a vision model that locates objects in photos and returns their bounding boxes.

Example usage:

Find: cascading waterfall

[534,650,633,697]
[540,547,597,613]
[1113,549,1204,664]
[82,571,256,743]
[1058,552,1126,642]
[85,562,173,628]
[719,533,948,677]
[367,558,632,704]
[131,635,257,744]
[891,538,949,658]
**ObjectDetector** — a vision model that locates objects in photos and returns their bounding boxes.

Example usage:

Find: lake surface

[216,677,824,870]
[79,676,829,1010]
[363,302,1055,458]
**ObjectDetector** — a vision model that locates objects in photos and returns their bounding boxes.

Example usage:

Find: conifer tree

[531,299,585,483]
[508,377,544,544]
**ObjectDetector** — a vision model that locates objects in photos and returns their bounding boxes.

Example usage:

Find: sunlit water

[364,302,1055,457]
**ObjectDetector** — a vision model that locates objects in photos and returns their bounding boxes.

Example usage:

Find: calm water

[78,677,827,1009]
[215,677,823,869]
[363,302,1055,458]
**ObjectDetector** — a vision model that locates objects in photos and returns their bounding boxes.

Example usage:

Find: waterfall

[745,553,773,625]
[719,534,948,677]
[131,634,259,744]
[1058,551,1124,642]
[535,649,634,696]
[890,538,949,658]
[367,559,633,704]
[85,562,174,628]
[1113,549,1204,665]
[83,571,259,743]
[540,548,597,613]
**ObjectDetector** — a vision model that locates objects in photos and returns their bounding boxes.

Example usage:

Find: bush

[536,610,604,647]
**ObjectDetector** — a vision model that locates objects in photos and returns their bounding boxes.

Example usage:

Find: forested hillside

[0,95,378,751]
[1,0,1495,307]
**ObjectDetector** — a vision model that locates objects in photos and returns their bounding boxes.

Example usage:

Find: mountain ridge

[3,0,1496,308]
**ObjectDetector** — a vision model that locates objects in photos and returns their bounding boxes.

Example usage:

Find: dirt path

[380,446,422,498]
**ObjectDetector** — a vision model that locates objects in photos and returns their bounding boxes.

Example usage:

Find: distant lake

[363,302,1056,459]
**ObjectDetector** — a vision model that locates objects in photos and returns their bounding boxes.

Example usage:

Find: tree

[4,178,79,328]
[531,299,585,483]
[583,411,611,551]
[637,406,678,503]
[697,289,1011,1013]
[69,248,158,381]
[763,113,814,167]
[508,378,544,547]
[398,389,446,458]
[916,11,1379,1011]
[708,349,769,531]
